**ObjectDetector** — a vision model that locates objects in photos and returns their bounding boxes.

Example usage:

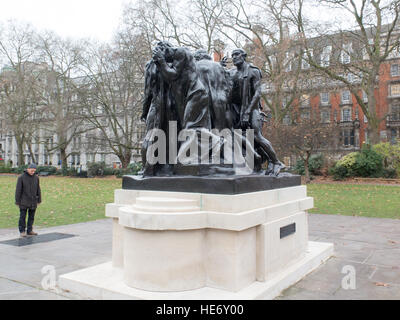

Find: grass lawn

[308,183,400,219]
[1,176,399,229]
[0,175,121,229]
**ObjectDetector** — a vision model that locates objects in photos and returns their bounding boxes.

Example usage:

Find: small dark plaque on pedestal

[280,223,296,239]
[122,173,301,195]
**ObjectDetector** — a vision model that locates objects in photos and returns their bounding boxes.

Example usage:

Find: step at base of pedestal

[58,241,333,300]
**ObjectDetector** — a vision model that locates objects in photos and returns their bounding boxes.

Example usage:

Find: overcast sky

[0,0,354,45]
[0,0,130,42]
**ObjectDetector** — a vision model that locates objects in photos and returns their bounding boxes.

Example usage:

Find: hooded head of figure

[27,163,37,176]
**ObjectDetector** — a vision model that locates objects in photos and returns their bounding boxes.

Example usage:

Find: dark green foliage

[114,162,143,178]
[0,165,12,173]
[294,154,324,175]
[12,165,28,174]
[382,168,397,178]
[36,166,58,175]
[87,162,107,177]
[330,163,351,180]
[103,168,115,176]
[330,145,383,180]
[353,145,383,177]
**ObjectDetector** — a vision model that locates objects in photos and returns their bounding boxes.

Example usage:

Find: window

[391,64,399,77]
[341,108,352,122]
[300,94,310,107]
[388,44,400,58]
[390,83,400,97]
[363,39,374,60]
[347,73,354,82]
[320,92,329,105]
[321,110,330,123]
[302,50,312,69]
[364,114,368,123]
[283,114,291,125]
[301,111,310,120]
[362,90,368,103]
[341,43,352,64]
[341,90,351,103]
[320,46,331,66]
[391,105,400,121]
[342,129,355,146]
[265,55,276,72]
[284,52,292,72]
[391,129,399,144]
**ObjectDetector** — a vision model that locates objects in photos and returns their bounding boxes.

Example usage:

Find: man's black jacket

[15,171,42,209]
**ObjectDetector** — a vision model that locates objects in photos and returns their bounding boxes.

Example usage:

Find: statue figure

[152,44,210,130]
[140,43,284,177]
[229,48,285,176]
[141,41,177,176]
[194,49,233,130]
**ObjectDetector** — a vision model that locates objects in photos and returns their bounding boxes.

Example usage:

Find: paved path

[0,214,399,300]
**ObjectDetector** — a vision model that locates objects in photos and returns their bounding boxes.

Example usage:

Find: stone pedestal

[59,182,333,299]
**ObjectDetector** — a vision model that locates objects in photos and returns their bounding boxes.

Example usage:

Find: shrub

[330,162,351,180]
[76,169,88,178]
[103,167,115,176]
[294,154,324,176]
[330,145,384,179]
[0,164,12,173]
[12,165,28,174]
[87,162,107,177]
[128,162,143,175]
[373,142,400,178]
[114,162,143,178]
[353,144,383,177]
[36,166,58,175]
[382,168,397,179]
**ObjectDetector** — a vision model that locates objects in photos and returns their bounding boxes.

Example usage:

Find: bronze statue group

[141,41,284,177]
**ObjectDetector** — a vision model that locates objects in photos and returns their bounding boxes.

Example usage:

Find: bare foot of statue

[272,162,285,176]
[265,162,274,175]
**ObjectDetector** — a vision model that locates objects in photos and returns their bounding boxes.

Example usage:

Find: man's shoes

[27,231,38,236]
[20,232,27,238]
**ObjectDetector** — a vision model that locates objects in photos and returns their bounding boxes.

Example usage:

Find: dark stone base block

[122,173,301,195]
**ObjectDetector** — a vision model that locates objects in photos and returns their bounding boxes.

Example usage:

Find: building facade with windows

[253,25,400,156]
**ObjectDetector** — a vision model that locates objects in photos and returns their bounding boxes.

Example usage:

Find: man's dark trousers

[19,208,36,233]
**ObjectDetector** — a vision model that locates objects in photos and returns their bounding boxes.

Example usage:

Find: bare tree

[212,0,315,124]
[0,22,41,166]
[294,0,400,144]
[35,31,93,171]
[78,35,145,168]
[266,109,339,182]
[122,0,229,54]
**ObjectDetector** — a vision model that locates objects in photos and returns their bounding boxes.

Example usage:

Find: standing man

[229,48,285,176]
[15,163,41,238]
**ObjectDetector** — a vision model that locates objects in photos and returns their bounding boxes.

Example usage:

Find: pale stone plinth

[59,186,334,299]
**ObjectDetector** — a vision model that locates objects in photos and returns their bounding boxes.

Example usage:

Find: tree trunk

[60,148,68,173]
[27,142,36,164]
[304,152,311,184]
[15,136,25,167]
[367,115,380,145]
[120,152,132,169]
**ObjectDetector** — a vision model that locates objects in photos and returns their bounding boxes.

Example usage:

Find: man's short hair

[232,48,247,60]
[194,49,212,61]
[156,41,173,48]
